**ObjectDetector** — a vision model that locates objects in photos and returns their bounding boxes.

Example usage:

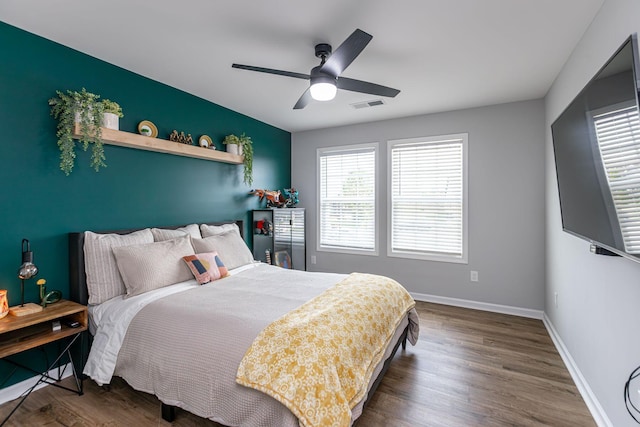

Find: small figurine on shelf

[169,130,179,142]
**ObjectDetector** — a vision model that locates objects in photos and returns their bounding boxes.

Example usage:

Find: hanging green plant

[223,133,254,186]
[48,88,122,175]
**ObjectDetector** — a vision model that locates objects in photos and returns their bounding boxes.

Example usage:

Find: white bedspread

[84,263,262,385]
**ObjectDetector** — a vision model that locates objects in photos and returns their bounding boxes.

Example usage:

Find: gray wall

[545,0,640,425]
[292,99,545,310]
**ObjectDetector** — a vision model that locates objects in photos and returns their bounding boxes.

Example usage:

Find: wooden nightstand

[0,299,87,425]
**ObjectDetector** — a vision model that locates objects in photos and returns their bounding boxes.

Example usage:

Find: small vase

[102,112,119,130]
[226,143,241,155]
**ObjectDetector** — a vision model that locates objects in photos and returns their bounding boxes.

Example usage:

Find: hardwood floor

[0,301,595,426]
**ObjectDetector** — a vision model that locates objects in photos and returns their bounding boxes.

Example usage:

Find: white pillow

[200,222,239,237]
[112,235,195,298]
[151,224,201,241]
[191,229,254,270]
[84,228,154,305]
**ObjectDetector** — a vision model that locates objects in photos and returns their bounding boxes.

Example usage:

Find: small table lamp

[9,239,44,317]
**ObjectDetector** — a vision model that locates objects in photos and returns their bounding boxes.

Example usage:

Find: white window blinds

[594,105,640,254]
[388,135,467,262]
[318,145,377,253]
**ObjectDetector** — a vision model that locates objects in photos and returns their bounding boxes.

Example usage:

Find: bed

[68,220,419,427]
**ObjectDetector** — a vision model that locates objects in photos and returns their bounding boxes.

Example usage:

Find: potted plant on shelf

[101,99,124,130]
[48,88,123,175]
[223,133,254,185]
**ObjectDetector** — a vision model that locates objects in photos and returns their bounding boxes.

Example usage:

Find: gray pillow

[84,228,154,305]
[151,224,201,241]
[112,235,195,298]
[191,229,254,270]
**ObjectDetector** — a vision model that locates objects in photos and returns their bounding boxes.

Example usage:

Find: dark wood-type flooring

[0,301,595,426]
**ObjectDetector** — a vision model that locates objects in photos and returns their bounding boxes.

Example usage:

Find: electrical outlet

[311,255,317,265]
[470,271,479,282]
[554,292,558,308]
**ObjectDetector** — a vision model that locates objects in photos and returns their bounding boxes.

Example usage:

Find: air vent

[351,99,386,109]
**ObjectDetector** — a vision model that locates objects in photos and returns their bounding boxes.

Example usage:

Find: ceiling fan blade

[320,29,372,77]
[232,64,310,80]
[337,77,400,98]
[293,88,313,110]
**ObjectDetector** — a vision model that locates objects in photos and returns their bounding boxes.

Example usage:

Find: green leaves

[49,88,109,175]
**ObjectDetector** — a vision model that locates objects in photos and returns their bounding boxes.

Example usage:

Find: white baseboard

[0,363,72,406]
[411,292,544,319]
[542,315,612,427]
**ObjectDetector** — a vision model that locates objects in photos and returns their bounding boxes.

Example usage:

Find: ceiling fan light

[310,82,337,101]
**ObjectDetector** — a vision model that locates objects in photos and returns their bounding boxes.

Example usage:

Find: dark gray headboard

[68,220,244,305]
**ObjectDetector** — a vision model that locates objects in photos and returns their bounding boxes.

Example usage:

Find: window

[317,144,377,254]
[593,104,640,254]
[388,134,468,263]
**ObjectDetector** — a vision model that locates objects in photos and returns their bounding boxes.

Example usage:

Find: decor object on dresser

[252,208,305,270]
[250,188,286,208]
[10,239,43,316]
[283,187,299,207]
[223,133,253,185]
[49,88,124,175]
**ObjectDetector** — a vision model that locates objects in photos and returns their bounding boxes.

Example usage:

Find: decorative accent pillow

[191,229,254,270]
[84,228,154,305]
[182,252,229,284]
[151,224,201,242]
[112,235,195,298]
[200,222,239,237]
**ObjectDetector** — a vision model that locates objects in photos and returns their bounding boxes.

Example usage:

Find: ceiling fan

[232,29,400,109]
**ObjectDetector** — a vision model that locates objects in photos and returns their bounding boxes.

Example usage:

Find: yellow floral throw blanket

[236,273,417,427]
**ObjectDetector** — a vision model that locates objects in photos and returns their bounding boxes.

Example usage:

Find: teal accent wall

[0,22,290,384]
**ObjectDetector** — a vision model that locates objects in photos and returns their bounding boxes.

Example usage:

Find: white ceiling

[1,0,603,133]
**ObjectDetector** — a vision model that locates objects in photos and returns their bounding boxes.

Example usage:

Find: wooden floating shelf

[73,124,244,165]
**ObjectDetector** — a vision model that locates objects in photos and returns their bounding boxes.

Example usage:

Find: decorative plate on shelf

[199,135,215,149]
[137,120,158,138]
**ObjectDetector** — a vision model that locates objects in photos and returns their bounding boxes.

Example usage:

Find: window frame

[316,142,379,256]
[386,134,468,264]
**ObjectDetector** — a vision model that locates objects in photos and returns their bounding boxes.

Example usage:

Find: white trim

[542,314,613,427]
[411,292,543,319]
[316,142,379,256]
[386,133,469,264]
[0,363,73,405]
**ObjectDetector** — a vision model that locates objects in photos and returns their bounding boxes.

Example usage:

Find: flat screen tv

[552,34,640,263]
